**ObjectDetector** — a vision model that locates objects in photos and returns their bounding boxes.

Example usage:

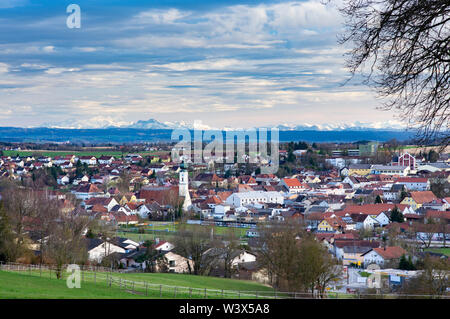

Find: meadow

[0,266,275,299]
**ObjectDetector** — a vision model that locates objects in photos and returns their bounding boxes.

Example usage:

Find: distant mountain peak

[37,118,407,131]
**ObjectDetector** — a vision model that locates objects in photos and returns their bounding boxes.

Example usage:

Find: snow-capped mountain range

[38,118,407,131]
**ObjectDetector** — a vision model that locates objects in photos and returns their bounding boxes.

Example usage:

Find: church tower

[179,161,191,211]
[179,161,189,197]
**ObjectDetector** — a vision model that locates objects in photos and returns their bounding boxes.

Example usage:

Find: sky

[0,0,402,129]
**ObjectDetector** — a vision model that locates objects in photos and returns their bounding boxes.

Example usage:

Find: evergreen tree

[399,254,415,270]
[375,195,383,204]
[390,206,404,223]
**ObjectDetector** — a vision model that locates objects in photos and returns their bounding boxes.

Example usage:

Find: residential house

[371,165,409,176]
[401,191,438,210]
[86,238,126,263]
[362,246,407,268]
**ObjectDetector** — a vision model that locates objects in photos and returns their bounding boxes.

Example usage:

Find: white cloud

[42,46,55,53]
[154,59,242,71]
[45,67,80,75]
[0,63,9,73]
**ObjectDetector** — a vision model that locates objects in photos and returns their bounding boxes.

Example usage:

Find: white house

[164,251,193,273]
[363,215,381,230]
[225,191,284,207]
[98,156,115,165]
[370,165,410,176]
[279,178,305,193]
[79,156,97,165]
[374,212,390,227]
[231,250,257,266]
[213,205,231,219]
[136,204,151,218]
[57,175,70,185]
[395,177,430,191]
[362,246,407,268]
[87,239,126,263]
[154,240,175,252]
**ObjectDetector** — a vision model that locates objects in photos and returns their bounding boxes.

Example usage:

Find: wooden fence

[1,262,448,299]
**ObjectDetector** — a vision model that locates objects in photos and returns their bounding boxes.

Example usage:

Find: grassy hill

[0,271,147,299]
[0,268,274,299]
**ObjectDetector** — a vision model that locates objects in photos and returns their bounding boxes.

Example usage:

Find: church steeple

[179,161,191,211]
[179,161,188,197]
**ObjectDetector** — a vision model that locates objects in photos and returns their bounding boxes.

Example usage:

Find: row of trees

[0,181,90,278]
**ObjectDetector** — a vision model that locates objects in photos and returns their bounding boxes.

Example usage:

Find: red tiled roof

[91,204,108,213]
[283,178,302,187]
[217,191,232,202]
[425,210,450,220]
[341,204,408,216]
[334,240,380,249]
[137,186,179,205]
[372,246,406,260]
[410,191,438,204]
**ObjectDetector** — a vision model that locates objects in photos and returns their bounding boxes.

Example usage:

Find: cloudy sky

[0,0,401,129]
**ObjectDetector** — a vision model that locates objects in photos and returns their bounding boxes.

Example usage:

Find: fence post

[221,289,224,298]
[256,291,258,299]
[174,287,177,298]
[189,288,192,298]
[204,288,207,299]
[49,267,51,279]
[145,282,148,296]
[120,277,122,289]
[39,264,42,277]
[160,285,162,298]
[238,291,240,299]
[94,270,96,284]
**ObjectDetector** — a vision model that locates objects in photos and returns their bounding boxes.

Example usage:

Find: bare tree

[0,186,40,261]
[174,224,220,275]
[338,0,450,147]
[401,256,449,297]
[412,220,441,248]
[211,227,242,278]
[0,201,15,262]
[42,214,89,279]
[258,221,340,295]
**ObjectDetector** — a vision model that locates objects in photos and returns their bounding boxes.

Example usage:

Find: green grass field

[116,231,175,243]
[0,267,275,299]
[424,248,450,257]
[117,222,249,245]
[0,271,147,299]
